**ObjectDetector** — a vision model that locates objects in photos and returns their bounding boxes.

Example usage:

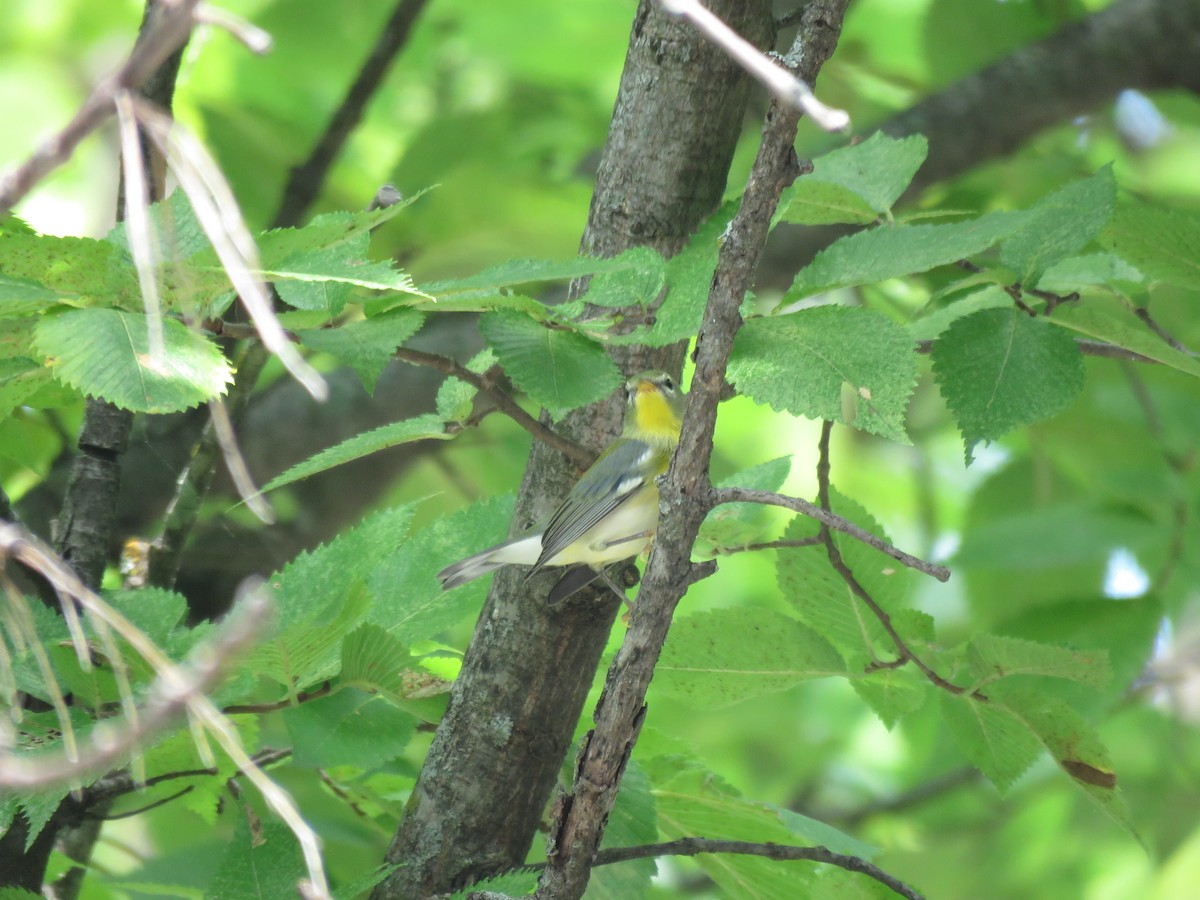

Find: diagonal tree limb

[535,4,852,898]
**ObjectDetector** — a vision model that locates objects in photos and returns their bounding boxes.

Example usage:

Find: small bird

[436,370,685,603]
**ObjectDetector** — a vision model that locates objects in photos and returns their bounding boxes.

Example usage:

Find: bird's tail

[436,534,540,590]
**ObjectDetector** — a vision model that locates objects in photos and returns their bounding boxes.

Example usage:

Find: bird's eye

[661,375,674,392]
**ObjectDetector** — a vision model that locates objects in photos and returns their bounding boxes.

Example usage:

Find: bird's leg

[595,529,653,552]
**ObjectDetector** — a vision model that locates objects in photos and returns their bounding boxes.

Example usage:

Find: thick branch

[536,5,851,898]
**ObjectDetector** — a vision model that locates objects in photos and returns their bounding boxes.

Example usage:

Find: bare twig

[0,0,203,216]
[657,0,850,132]
[916,337,1160,363]
[812,421,964,694]
[223,681,333,715]
[208,398,275,523]
[710,536,823,556]
[592,838,924,900]
[394,347,594,469]
[115,90,166,362]
[273,0,432,229]
[711,487,951,582]
[194,4,273,54]
[1135,306,1193,354]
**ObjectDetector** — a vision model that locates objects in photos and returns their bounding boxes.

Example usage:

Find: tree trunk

[372,2,774,897]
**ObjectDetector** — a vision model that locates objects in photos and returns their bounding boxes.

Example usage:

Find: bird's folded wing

[530,439,653,575]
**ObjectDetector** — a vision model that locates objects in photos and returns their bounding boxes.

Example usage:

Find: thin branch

[591,838,924,900]
[1135,306,1193,355]
[711,487,951,582]
[223,681,333,715]
[0,0,203,216]
[84,747,292,808]
[393,347,594,469]
[812,421,965,694]
[0,529,272,788]
[914,336,1159,363]
[273,0,432,229]
[657,0,850,132]
[838,767,980,827]
[208,398,275,523]
[710,536,823,556]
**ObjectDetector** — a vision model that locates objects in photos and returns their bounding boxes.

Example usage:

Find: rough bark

[372,3,774,897]
[536,2,850,896]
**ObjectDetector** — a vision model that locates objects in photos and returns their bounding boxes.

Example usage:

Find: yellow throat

[626,372,685,446]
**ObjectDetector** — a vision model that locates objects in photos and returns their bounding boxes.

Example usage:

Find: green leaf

[604,203,734,347]
[987,685,1135,837]
[1045,296,1200,378]
[1098,201,1200,291]
[479,310,621,418]
[908,286,1011,342]
[0,233,123,298]
[654,608,845,707]
[263,244,423,294]
[654,767,875,897]
[851,664,929,729]
[283,688,415,768]
[580,246,665,307]
[775,490,914,668]
[297,309,424,393]
[423,254,641,297]
[1000,166,1117,285]
[729,306,916,442]
[259,414,451,494]
[434,348,497,422]
[930,307,1084,461]
[779,180,879,226]
[785,211,1021,301]
[0,273,64,315]
[107,190,210,262]
[0,357,48,420]
[245,581,371,690]
[340,623,413,702]
[954,502,1162,571]
[34,308,233,413]
[368,494,515,643]
[780,132,927,224]
[244,504,421,687]
[940,692,1042,792]
[206,818,305,900]
[276,278,351,317]
[1035,252,1144,292]
[966,634,1110,690]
